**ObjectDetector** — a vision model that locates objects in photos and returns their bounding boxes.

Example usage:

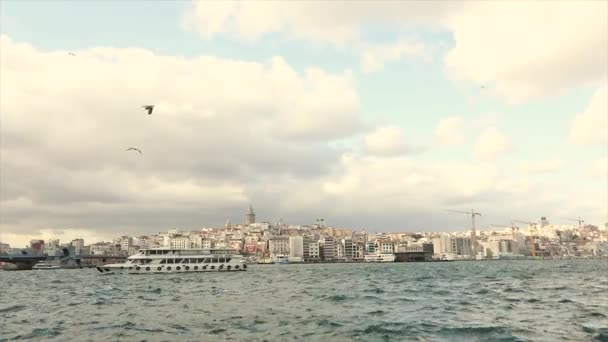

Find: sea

[1,260,607,341]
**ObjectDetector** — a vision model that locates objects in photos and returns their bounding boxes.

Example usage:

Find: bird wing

[126,148,142,155]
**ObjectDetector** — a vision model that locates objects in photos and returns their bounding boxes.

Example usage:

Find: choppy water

[1,260,607,341]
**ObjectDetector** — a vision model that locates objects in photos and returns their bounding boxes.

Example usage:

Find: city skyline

[1,1,607,247]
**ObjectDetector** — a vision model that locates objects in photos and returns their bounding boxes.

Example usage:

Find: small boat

[33,261,62,270]
[32,258,80,270]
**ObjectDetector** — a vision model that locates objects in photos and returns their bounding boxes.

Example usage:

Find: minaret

[245,204,256,225]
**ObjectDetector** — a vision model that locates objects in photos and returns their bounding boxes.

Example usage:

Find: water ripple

[0,260,606,341]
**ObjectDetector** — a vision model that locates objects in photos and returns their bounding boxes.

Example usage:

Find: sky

[0,1,607,247]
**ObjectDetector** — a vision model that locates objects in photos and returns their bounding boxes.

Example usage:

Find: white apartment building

[308,242,320,260]
[376,241,394,254]
[289,236,304,262]
[121,236,133,251]
[170,236,191,249]
[70,238,84,254]
[269,237,289,255]
[90,243,113,255]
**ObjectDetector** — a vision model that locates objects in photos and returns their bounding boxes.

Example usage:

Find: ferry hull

[96,262,247,274]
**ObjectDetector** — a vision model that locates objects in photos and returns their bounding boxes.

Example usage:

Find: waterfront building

[322,237,336,261]
[366,241,376,254]
[90,242,113,255]
[289,236,304,262]
[70,238,84,254]
[355,242,365,259]
[170,236,191,249]
[376,240,394,254]
[303,237,310,260]
[452,237,473,256]
[343,239,356,261]
[120,236,133,251]
[269,237,289,255]
[432,235,451,255]
[305,241,320,261]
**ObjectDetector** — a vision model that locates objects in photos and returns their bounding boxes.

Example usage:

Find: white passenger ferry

[96,248,247,274]
[363,253,395,262]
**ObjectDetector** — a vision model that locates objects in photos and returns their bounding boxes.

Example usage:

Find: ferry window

[168,259,174,264]
[146,259,152,264]
[160,259,166,264]
[183,259,189,264]
[190,259,197,263]
[225,258,231,263]
[163,250,169,255]
[174,259,182,263]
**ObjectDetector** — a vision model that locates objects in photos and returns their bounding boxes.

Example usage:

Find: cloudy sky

[1,1,606,247]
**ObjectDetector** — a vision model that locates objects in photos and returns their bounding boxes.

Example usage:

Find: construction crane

[514,219,538,257]
[561,216,585,244]
[448,209,482,259]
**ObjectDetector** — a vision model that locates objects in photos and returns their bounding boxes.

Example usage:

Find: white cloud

[0,34,360,243]
[474,127,511,161]
[363,125,420,157]
[435,116,465,145]
[183,1,608,103]
[569,86,608,145]
[360,38,429,74]
[182,2,452,73]
[181,1,457,46]
[517,156,563,174]
[444,1,608,104]
[2,29,607,246]
[590,157,608,179]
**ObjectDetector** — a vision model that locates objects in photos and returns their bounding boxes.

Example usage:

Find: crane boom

[447,208,482,259]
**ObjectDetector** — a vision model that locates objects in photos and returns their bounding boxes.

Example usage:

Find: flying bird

[142,105,154,115]
[126,147,142,155]
[68,52,76,56]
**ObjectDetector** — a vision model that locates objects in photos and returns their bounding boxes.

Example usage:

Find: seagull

[126,147,142,155]
[68,52,76,56]
[142,105,154,115]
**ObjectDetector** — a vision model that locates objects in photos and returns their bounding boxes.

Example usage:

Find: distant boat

[33,261,62,270]
[363,253,395,262]
[272,254,289,264]
[33,258,79,270]
[256,258,273,264]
